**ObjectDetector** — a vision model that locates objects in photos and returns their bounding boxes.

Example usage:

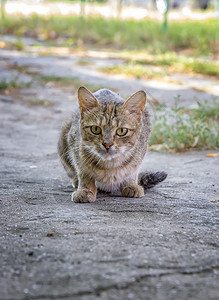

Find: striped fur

[58,87,166,203]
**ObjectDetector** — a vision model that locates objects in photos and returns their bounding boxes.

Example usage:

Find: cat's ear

[78,86,99,114]
[123,90,146,117]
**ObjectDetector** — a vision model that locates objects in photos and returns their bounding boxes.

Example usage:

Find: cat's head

[78,87,146,160]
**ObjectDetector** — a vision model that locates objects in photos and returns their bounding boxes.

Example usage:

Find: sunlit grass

[100,64,167,80]
[131,52,219,77]
[27,98,53,106]
[38,75,75,85]
[100,52,219,78]
[150,98,219,152]
[0,15,218,56]
[37,75,104,92]
[76,58,94,66]
[0,79,31,91]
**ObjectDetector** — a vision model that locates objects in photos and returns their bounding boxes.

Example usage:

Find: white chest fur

[92,163,138,193]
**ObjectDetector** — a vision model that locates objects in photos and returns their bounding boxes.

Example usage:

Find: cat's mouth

[102,153,119,160]
[86,144,125,161]
[100,148,115,156]
[98,144,128,159]
[97,147,119,159]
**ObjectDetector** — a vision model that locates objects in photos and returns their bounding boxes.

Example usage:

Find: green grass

[131,52,219,77]
[0,79,30,91]
[5,65,104,92]
[27,98,53,106]
[77,58,94,66]
[184,60,219,76]
[100,64,167,80]
[11,38,25,51]
[0,79,13,91]
[150,98,219,152]
[9,64,29,73]
[0,15,218,56]
[37,75,104,92]
[100,51,219,78]
[38,75,75,85]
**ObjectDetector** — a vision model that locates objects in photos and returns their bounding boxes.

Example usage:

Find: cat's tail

[138,171,167,190]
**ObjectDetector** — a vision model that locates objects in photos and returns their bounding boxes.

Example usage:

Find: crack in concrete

[8,265,219,300]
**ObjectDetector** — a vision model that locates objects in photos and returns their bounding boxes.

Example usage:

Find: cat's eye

[116,128,128,136]
[90,125,102,135]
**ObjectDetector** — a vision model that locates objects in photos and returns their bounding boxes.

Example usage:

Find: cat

[58,86,167,203]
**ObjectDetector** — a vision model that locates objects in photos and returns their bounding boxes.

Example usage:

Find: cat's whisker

[58,146,72,161]
[58,87,166,202]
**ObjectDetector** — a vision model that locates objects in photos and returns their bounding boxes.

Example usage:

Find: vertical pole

[162,0,169,32]
[117,0,122,18]
[216,0,219,19]
[80,0,85,17]
[1,0,6,20]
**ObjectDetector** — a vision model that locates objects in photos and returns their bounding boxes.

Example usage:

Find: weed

[185,60,219,77]
[150,97,219,152]
[27,98,53,106]
[0,15,218,56]
[134,52,219,76]
[0,79,29,91]
[9,64,29,73]
[37,75,104,92]
[11,38,25,51]
[77,59,94,66]
[0,80,11,91]
[100,64,166,80]
[38,75,74,85]
[104,53,219,77]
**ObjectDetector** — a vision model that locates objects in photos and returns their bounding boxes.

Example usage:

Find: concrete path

[0,47,219,300]
[0,41,218,106]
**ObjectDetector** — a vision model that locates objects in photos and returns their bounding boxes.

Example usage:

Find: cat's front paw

[72,189,96,203]
[121,184,144,198]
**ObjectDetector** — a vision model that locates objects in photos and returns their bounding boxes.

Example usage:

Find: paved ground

[0,41,218,107]
[0,45,219,300]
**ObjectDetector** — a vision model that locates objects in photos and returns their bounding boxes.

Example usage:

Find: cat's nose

[102,143,113,151]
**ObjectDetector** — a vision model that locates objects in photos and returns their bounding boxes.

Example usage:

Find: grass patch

[9,64,29,73]
[39,75,75,85]
[185,60,219,76]
[0,79,15,91]
[0,15,218,56]
[150,98,219,152]
[76,58,94,66]
[38,75,104,92]
[100,52,219,78]
[132,52,219,77]
[10,38,25,51]
[27,98,53,106]
[3,66,104,93]
[100,63,166,80]
[0,79,30,91]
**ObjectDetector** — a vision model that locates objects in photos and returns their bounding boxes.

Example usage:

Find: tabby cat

[58,87,167,203]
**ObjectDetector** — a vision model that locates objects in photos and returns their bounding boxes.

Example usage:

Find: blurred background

[1,0,218,19]
[0,0,218,56]
[0,0,218,152]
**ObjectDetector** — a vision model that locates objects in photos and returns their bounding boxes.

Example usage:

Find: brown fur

[58,87,167,203]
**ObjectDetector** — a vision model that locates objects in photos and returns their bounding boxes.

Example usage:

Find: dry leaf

[206,153,219,157]
[0,41,6,48]
[150,144,169,152]
[192,136,199,147]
